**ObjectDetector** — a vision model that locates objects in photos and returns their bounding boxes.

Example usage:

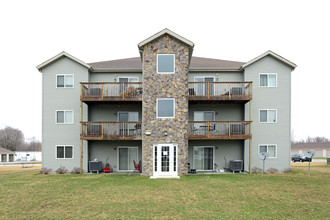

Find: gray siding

[189,104,244,121]
[88,104,142,122]
[244,56,292,171]
[188,71,243,82]
[188,140,244,170]
[89,72,142,82]
[88,140,142,172]
[41,57,89,171]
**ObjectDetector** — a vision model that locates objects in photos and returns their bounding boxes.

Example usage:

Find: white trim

[117,146,139,172]
[37,51,91,71]
[259,109,277,123]
[156,98,175,119]
[138,28,194,49]
[193,146,215,171]
[55,110,74,124]
[56,74,74,88]
[241,50,297,70]
[117,112,139,122]
[259,73,277,87]
[151,143,178,178]
[118,76,139,82]
[193,111,215,121]
[258,144,277,158]
[55,145,74,159]
[157,54,175,74]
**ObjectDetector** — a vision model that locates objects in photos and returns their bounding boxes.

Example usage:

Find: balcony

[80,82,142,103]
[81,122,142,140]
[188,82,252,103]
[188,121,252,140]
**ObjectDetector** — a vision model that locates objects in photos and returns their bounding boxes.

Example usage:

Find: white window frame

[259,109,277,123]
[193,111,216,121]
[258,144,277,158]
[259,73,277,87]
[193,146,215,171]
[55,110,74,124]
[117,112,139,122]
[117,146,139,172]
[56,74,74,88]
[157,54,175,74]
[118,77,139,82]
[156,98,175,119]
[55,145,74,159]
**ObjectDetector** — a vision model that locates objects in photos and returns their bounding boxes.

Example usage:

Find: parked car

[291,154,312,162]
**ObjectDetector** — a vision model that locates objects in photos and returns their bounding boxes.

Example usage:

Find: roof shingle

[88,56,245,70]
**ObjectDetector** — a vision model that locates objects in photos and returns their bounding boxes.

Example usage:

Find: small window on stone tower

[157,54,175,73]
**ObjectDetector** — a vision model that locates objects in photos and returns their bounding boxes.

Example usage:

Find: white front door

[153,144,178,177]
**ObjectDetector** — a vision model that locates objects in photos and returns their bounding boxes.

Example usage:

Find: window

[157,54,175,73]
[57,74,74,88]
[259,109,277,123]
[260,73,277,87]
[259,144,277,158]
[56,110,74,124]
[194,77,215,95]
[194,111,215,121]
[56,146,73,159]
[193,146,214,170]
[27,154,30,156]
[157,98,175,118]
[118,112,139,122]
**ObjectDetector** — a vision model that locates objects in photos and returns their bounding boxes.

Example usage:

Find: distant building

[292,143,330,157]
[0,147,14,162]
[14,151,42,162]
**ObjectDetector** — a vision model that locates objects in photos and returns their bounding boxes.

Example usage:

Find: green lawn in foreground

[0,166,329,219]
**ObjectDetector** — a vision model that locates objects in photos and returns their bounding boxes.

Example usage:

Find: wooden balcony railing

[81,82,142,101]
[81,122,142,140]
[188,82,252,101]
[188,121,252,140]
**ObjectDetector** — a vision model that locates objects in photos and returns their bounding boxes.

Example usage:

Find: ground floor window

[259,144,277,158]
[118,147,138,171]
[56,146,73,159]
[1,154,7,162]
[193,146,214,170]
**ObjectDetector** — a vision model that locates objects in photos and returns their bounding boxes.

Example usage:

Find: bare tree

[295,136,330,143]
[25,137,42,151]
[0,126,25,151]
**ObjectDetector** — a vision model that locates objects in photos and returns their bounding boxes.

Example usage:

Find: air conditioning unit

[229,160,243,173]
[89,160,102,173]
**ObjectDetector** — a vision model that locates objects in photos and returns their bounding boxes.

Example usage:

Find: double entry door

[153,144,177,177]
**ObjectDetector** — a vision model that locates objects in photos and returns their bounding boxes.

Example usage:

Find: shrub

[251,167,262,174]
[55,166,68,174]
[40,167,52,175]
[71,167,81,174]
[267,168,279,174]
[283,168,292,173]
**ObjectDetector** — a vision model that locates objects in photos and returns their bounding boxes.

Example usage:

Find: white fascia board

[241,50,297,70]
[37,51,91,71]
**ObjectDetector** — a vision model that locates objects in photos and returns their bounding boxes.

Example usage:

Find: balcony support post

[207,121,210,138]
[123,122,125,138]
[101,83,104,100]
[229,82,231,100]
[228,121,231,139]
[101,122,104,139]
[249,100,253,174]
[122,83,125,100]
[207,82,210,99]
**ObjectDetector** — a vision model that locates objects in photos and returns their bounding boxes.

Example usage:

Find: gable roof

[138,28,194,49]
[0,147,14,154]
[88,56,244,71]
[241,50,297,70]
[37,51,91,71]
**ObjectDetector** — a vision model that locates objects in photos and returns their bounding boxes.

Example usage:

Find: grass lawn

[0,165,329,219]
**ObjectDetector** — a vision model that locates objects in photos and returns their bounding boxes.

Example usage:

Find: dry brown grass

[0,165,41,173]
[291,161,327,167]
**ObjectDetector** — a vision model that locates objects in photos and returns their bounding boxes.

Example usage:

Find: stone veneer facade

[142,34,190,176]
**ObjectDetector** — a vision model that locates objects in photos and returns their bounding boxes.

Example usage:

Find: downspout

[80,84,83,174]
[249,83,253,173]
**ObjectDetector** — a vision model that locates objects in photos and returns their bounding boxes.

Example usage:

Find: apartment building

[37,29,296,177]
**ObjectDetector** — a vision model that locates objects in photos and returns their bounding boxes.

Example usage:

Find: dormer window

[157,54,175,74]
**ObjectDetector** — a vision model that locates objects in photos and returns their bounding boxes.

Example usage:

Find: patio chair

[133,160,141,173]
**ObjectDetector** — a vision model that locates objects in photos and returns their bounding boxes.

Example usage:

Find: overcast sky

[0,0,329,141]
